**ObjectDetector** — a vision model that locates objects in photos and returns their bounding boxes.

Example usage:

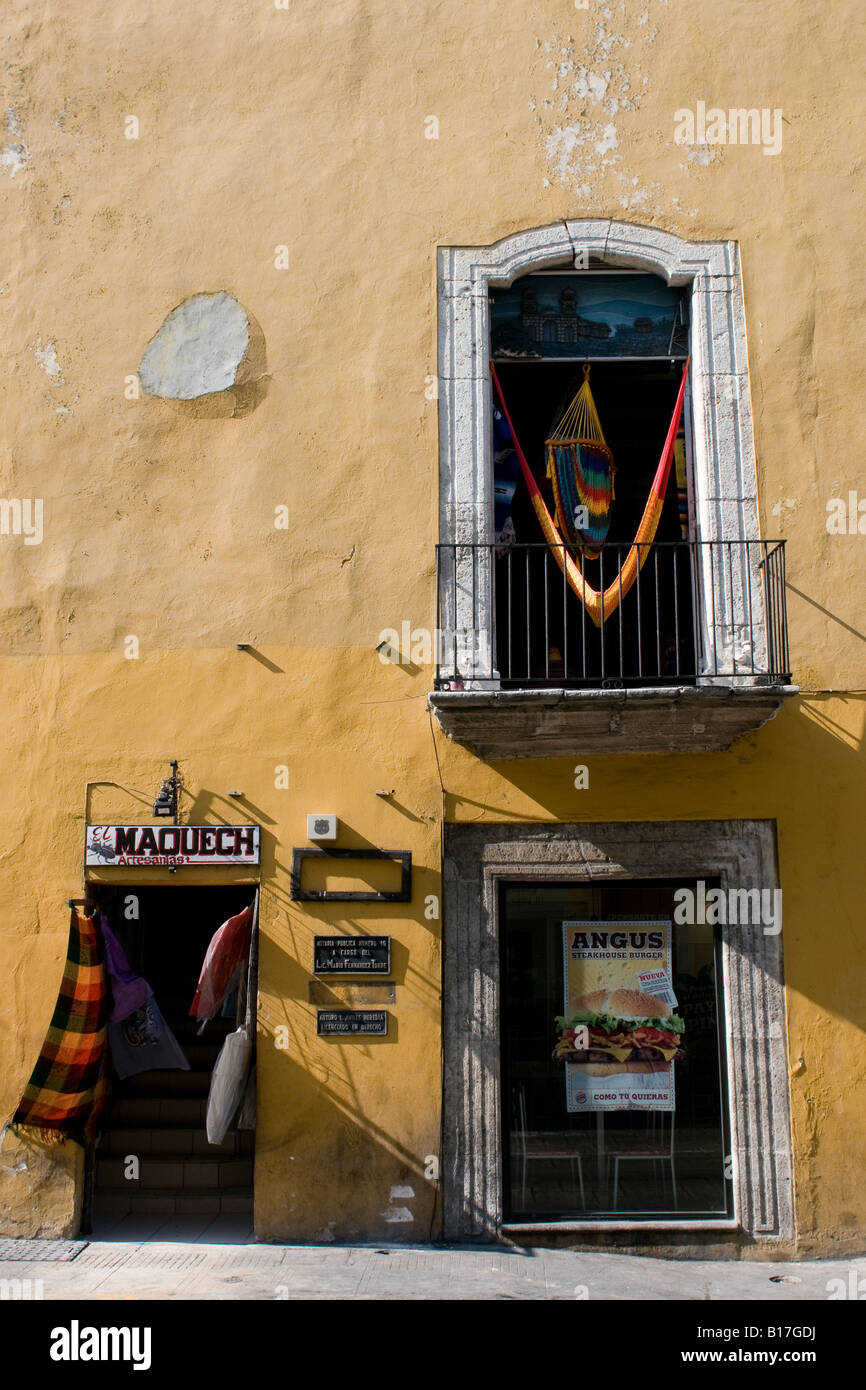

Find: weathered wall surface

[0,0,863,1251]
[0,1132,83,1239]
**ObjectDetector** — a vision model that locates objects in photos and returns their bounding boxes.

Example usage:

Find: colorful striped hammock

[546,365,615,559]
[490,358,690,627]
[10,907,110,1144]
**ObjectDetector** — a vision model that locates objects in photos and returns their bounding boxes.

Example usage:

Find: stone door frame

[442,818,795,1244]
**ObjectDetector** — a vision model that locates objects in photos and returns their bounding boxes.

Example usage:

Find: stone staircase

[93,998,253,1219]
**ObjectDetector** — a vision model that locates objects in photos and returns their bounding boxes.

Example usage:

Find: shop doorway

[500,879,731,1222]
[88,885,257,1240]
[443,820,793,1245]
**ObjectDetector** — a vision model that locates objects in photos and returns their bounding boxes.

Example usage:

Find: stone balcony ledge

[428,682,799,758]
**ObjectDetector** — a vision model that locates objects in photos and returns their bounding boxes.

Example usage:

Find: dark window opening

[490,272,695,689]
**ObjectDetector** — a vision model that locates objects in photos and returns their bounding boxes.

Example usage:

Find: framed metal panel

[290,848,412,903]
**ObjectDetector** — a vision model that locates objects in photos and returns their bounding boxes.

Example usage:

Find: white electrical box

[307,813,338,841]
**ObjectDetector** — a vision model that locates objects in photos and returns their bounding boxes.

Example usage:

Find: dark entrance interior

[500,879,731,1222]
[89,885,256,1240]
[493,361,696,686]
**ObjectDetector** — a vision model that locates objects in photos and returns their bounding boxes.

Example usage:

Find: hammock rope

[489,358,690,628]
[546,364,616,559]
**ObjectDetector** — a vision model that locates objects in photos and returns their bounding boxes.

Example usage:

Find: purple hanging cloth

[98,915,154,1023]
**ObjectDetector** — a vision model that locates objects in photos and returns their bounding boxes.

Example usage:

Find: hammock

[546,364,615,559]
[10,907,110,1144]
[490,358,690,627]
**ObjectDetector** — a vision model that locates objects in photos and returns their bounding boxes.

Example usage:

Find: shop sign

[314,936,391,974]
[85,824,260,867]
[316,1010,388,1036]
[555,921,684,1113]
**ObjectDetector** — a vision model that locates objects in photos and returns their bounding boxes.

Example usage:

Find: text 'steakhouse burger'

[554,988,686,1074]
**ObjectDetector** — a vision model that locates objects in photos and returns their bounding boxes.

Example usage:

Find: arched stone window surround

[436,220,763,685]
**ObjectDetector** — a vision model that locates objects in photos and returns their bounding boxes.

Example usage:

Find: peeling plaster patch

[594,122,618,157]
[588,71,610,104]
[1,146,27,177]
[33,340,64,384]
[619,177,651,210]
[389,1185,415,1200]
[1,108,28,178]
[138,293,268,418]
[536,26,648,201]
[533,3,683,218]
[382,1205,414,1222]
[771,498,799,519]
[139,291,250,401]
[686,144,717,166]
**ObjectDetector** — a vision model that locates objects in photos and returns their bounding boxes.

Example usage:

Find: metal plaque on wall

[314,936,391,974]
[316,1010,388,1036]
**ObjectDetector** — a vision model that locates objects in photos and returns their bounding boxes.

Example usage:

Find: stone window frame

[442,819,795,1245]
[436,220,765,685]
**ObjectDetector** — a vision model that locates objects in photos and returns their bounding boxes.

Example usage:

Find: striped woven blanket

[12,907,109,1143]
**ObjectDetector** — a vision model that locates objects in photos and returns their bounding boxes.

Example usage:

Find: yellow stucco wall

[0,0,863,1253]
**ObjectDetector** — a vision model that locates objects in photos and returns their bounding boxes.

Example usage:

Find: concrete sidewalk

[1,1234,863,1300]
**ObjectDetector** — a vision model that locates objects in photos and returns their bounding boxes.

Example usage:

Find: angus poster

[554,921,685,1112]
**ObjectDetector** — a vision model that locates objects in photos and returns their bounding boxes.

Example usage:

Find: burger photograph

[554,988,686,1074]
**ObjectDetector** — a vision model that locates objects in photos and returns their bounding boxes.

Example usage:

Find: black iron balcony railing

[434,539,790,689]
